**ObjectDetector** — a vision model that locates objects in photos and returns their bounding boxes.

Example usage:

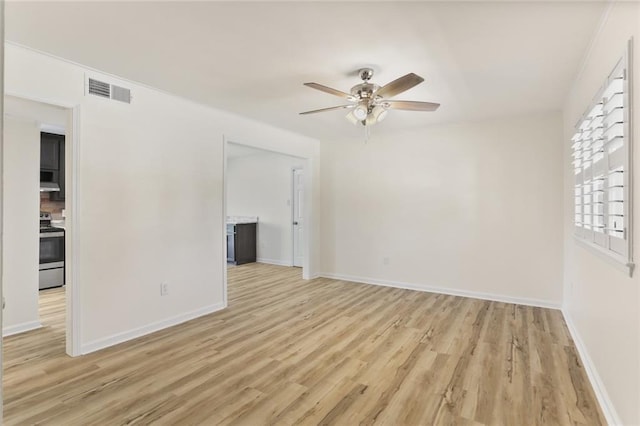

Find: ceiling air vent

[87,77,132,104]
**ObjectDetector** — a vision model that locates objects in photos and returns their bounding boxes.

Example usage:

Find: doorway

[223,140,313,305]
[2,94,80,356]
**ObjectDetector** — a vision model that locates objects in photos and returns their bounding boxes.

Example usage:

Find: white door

[292,169,304,267]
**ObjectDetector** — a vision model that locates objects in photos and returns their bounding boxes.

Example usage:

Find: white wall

[321,112,564,306]
[227,149,304,266]
[2,115,40,335]
[1,2,5,419]
[562,3,640,425]
[4,43,320,353]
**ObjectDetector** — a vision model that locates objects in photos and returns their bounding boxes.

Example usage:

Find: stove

[39,212,65,289]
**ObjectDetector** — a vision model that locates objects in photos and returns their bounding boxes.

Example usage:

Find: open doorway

[225,143,306,268]
[223,140,315,306]
[2,95,79,357]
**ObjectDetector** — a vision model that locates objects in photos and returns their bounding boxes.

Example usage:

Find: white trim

[67,105,81,357]
[257,258,293,267]
[222,135,228,308]
[81,302,226,355]
[320,273,561,309]
[562,308,623,426]
[3,321,42,337]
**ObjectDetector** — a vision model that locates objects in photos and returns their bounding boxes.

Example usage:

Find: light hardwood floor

[3,263,604,425]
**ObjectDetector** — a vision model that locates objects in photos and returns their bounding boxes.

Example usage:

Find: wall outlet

[160,282,169,296]
[383,257,390,265]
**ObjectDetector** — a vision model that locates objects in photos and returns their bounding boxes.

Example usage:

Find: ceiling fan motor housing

[350,83,379,100]
[359,68,374,81]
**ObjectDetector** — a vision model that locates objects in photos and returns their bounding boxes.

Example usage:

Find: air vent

[87,77,132,104]
[111,85,131,103]
[88,78,110,98]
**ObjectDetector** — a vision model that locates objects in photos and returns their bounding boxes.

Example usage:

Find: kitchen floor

[39,286,66,332]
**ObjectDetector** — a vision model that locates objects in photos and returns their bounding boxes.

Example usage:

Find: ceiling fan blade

[384,100,440,111]
[375,73,425,98]
[299,104,355,115]
[303,82,354,100]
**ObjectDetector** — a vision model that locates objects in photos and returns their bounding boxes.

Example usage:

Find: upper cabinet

[40,132,66,201]
[40,133,61,170]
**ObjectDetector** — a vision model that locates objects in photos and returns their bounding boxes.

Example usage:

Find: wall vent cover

[111,85,131,103]
[87,77,131,104]
[88,78,111,98]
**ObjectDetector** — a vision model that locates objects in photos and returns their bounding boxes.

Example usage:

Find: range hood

[40,182,60,192]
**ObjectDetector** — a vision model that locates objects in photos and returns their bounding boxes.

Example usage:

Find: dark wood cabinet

[50,137,65,202]
[40,133,60,170]
[227,223,256,265]
[40,132,65,201]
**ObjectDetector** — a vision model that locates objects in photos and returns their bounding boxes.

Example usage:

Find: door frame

[222,137,315,306]
[291,167,304,267]
[3,91,82,357]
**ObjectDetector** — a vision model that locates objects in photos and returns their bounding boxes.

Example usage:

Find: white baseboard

[257,258,293,267]
[81,302,226,355]
[562,308,622,426]
[3,321,42,337]
[319,273,561,309]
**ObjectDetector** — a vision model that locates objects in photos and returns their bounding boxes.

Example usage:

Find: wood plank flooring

[3,263,605,425]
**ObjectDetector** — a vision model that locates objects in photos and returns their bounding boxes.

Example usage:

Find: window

[572,44,633,270]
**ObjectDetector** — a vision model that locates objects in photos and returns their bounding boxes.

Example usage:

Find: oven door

[39,232,65,266]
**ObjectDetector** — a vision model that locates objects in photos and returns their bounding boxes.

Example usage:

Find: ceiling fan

[300,68,440,127]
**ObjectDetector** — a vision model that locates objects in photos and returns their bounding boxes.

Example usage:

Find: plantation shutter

[572,52,631,264]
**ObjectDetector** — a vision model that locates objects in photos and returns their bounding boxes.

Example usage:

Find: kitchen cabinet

[227,223,256,265]
[40,133,61,170]
[50,138,65,202]
[40,132,65,201]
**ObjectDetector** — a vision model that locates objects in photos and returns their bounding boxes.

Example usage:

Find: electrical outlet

[383,257,390,265]
[160,282,169,296]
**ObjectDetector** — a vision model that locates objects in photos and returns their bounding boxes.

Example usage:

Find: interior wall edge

[80,301,226,355]
[255,259,294,267]
[319,272,561,310]
[2,321,41,338]
[562,308,623,426]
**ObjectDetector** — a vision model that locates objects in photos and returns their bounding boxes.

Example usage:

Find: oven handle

[40,232,64,238]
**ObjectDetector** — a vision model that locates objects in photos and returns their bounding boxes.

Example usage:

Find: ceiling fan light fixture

[371,105,388,123]
[353,104,368,121]
[345,110,362,125]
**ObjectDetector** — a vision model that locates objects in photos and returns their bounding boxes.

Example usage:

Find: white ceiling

[5,1,606,141]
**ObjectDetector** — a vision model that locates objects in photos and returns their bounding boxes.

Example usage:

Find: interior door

[292,169,304,267]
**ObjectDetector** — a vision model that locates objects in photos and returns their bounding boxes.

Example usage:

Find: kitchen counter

[226,216,258,224]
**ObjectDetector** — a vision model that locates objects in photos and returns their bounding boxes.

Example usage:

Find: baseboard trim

[562,308,622,426]
[81,302,227,355]
[3,321,42,337]
[320,273,561,309]
[257,258,293,267]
